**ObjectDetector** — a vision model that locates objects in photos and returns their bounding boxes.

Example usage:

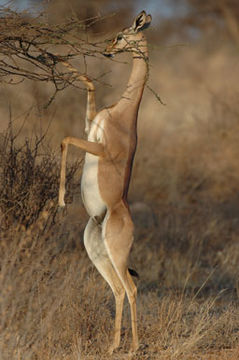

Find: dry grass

[0,19,239,360]
[1,208,238,359]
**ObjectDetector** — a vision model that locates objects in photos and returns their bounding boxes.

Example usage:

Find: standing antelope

[59,11,152,354]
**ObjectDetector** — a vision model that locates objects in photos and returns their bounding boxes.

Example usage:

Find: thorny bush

[0,121,80,231]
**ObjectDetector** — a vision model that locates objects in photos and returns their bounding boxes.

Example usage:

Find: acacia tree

[0,5,108,105]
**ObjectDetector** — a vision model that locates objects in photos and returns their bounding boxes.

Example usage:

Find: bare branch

[0,5,104,92]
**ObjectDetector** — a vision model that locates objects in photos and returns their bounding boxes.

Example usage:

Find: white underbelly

[81,153,106,216]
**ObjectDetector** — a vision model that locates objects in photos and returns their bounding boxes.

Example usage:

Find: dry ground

[0,34,239,359]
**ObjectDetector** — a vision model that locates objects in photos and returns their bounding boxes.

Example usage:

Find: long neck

[120,36,148,109]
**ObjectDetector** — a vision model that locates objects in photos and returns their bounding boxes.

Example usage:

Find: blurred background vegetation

[11,0,239,43]
[0,1,239,359]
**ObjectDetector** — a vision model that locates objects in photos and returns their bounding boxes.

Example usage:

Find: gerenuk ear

[132,11,152,33]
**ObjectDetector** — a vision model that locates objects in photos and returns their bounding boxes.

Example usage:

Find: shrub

[0,121,80,231]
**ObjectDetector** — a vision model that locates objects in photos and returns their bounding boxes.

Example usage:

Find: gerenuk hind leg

[84,217,126,353]
[103,202,139,352]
